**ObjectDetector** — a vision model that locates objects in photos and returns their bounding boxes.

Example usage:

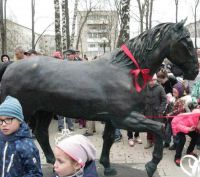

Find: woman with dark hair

[1,54,10,63]
[156,68,177,94]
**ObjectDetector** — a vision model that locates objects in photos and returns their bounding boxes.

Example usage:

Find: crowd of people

[1,47,200,176]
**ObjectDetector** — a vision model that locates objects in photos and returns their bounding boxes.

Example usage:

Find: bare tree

[65,0,70,49]
[31,0,35,50]
[3,0,7,52]
[0,0,7,54]
[105,0,121,49]
[54,0,62,51]
[174,0,179,23]
[149,0,154,29]
[61,0,67,50]
[34,22,54,49]
[136,0,148,33]
[194,0,200,48]
[70,0,79,48]
[75,0,98,50]
[145,0,154,30]
[145,0,149,30]
[117,0,130,47]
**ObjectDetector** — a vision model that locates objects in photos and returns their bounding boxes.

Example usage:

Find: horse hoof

[104,167,117,176]
[145,161,157,177]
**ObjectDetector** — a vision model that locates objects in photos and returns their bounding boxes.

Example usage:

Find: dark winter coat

[144,83,167,122]
[0,122,43,177]
[161,76,177,94]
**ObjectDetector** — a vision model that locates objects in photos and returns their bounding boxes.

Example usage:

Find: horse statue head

[117,19,199,81]
[167,19,198,80]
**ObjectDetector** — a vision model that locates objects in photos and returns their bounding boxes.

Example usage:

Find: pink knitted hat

[56,134,96,167]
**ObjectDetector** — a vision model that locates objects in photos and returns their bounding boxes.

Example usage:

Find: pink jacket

[171,109,200,135]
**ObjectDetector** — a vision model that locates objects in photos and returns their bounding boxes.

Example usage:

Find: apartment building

[76,10,118,59]
[0,20,55,57]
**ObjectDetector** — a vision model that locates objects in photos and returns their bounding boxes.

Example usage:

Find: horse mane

[111,22,176,68]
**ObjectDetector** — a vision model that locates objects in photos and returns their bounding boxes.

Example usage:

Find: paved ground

[36,119,197,177]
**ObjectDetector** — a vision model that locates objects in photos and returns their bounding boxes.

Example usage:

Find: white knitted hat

[56,134,96,167]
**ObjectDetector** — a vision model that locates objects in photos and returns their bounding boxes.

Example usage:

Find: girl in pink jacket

[171,109,200,166]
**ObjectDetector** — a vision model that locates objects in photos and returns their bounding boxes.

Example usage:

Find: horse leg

[99,121,117,176]
[33,111,55,164]
[114,112,164,177]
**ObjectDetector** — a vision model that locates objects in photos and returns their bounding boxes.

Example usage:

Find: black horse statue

[0,21,198,177]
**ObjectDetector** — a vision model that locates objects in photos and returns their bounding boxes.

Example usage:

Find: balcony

[87,19,109,25]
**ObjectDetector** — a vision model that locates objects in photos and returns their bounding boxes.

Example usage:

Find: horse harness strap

[121,44,152,93]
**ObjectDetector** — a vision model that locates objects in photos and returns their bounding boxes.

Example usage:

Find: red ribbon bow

[121,44,152,92]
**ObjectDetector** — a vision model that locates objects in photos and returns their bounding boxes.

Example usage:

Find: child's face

[148,79,157,87]
[0,116,20,135]
[54,147,81,177]
[172,88,179,98]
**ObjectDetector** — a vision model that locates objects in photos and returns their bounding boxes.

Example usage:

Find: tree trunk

[70,0,79,48]
[194,0,199,49]
[31,0,35,50]
[65,0,70,49]
[3,0,7,52]
[145,0,149,30]
[117,0,130,47]
[149,0,154,29]
[137,0,148,33]
[0,0,6,54]
[61,0,67,50]
[175,0,178,23]
[54,0,62,51]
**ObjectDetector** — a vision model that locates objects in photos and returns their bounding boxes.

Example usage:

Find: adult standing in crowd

[157,68,178,94]
[1,54,10,63]
[84,54,88,60]
[75,50,82,61]
[24,49,38,58]
[63,49,76,61]
[14,46,26,60]
[52,51,63,59]
[52,50,74,132]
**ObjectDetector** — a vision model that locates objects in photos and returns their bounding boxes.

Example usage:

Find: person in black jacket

[144,74,167,149]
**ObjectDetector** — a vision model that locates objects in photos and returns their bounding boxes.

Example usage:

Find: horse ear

[175,18,187,30]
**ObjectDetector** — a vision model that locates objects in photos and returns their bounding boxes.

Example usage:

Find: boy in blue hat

[0,96,43,177]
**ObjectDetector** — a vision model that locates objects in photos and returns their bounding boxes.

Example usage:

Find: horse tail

[0,61,13,82]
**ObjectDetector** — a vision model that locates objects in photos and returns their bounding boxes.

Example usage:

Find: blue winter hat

[0,96,24,122]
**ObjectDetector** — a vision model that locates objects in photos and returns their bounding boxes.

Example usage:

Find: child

[0,96,43,177]
[171,109,200,166]
[54,134,98,177]
[167,82,187,150]
[144,74,167,149]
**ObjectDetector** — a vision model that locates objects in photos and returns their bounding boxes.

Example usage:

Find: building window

[88,33,92,38]
[88,25,98,30]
